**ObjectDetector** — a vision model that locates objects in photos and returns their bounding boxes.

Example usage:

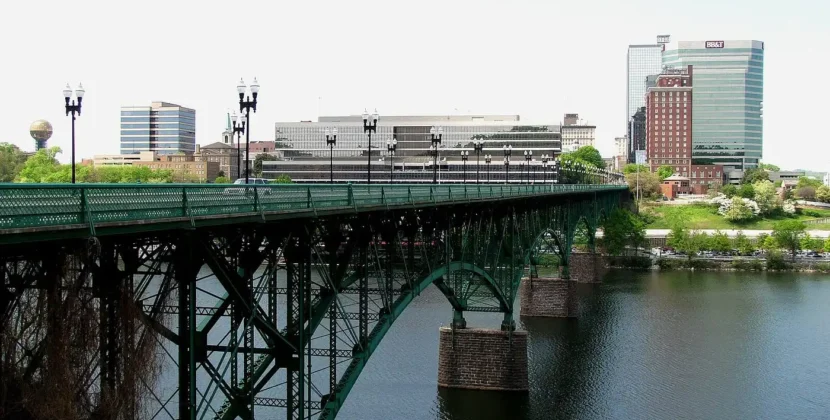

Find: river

[337,270,830,420]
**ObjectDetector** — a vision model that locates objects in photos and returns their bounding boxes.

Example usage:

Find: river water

[337,270,830,420]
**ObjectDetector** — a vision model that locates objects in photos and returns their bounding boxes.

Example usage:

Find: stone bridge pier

[437,326,528,391]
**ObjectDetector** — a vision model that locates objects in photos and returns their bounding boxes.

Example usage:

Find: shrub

[536,254,560,267]
[657,258,686,270]
[766,251,792,271]
[607,256,652,269]
[814,262,830,273]
[732,259,764,271]
[689,259,717,270]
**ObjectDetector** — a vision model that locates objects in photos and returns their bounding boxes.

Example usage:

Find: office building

[120,102,196,155]
[645,65,723,193]
[627,107,646,163]
[90,151,158,166]
[198,143,240,180]
[627,36,670,126]
[133,154,219,183]
[268,114,562,183]
[662,40,764,170]
[614,136,629,170]
[560,114,595,152]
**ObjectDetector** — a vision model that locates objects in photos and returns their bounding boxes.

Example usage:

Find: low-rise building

[661,175,692,199]
[91,151,158,166]
[197,143,240,180]
[133,155,220,183]
[768,170,805,183]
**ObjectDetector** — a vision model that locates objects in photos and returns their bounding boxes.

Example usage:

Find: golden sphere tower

[29,120,53,151]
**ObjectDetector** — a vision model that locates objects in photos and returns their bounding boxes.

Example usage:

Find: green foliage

[759,163,780,172]
[765,250,791,270]
[623,163,649,174]
[536,254,560,267]
[601,209,646,256]
[772,220,806,260]
[15,147,62,183]
[0,143,28,182]
[762,235,778,252]
[657,165,674,181]
[711,230,732,253]
[253,153,278,176]
[752,180,780,215]
[217,170,226,178]
[741,168,769,184]
[733,231,755,255]
[737,184,755,199]
[625,170,661,199]
[721,184,737,197]
[271,174,292,184]
[214,176,231,184]
[606,256,652,269]
[826,238,830,253]
[561,145,605,169]
[657,258,685,270]
[815,262,830,273]
[666,223,689,250]
[797,176,823,189]
[723,197,756,222]
[816,185,830,203]
[795,187,816,200]
[14,148,175,184]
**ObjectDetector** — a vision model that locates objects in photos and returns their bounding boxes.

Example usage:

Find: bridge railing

[0,183,624,231]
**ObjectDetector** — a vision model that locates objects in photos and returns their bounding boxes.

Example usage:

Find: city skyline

[3,0,829,171]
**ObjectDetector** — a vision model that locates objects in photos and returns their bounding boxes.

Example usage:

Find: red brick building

[646,65,723,194]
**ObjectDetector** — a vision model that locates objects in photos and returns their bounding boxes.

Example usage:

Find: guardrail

[0,183,625,231]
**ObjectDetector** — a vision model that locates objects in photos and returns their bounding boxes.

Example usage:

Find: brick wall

[569,252,608,283]
[519,277,578,317]
[437,327,528,391]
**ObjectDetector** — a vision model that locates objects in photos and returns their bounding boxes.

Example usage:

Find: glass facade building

[627,44,664,126]
[120,102,196,155]
[270,115,562,183]
[662,40,764,169]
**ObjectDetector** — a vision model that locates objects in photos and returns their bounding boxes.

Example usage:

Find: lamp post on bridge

[236,77,259,183]
[485,154,492,183]
[502,145,512,184]
[326,128,337,183]
[523,150,532,184]
[387,137,397,183]
[63,83,84,184]
[362,109,379,184]
[232,112,246,180]
[460,150,469,183]
[541,154,550,184]
[430,126,443,184]
[473,140,483,184]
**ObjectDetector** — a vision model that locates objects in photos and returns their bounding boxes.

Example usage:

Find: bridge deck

[0,183,625,244]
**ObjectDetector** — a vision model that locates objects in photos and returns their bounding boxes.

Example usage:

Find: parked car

[223,178,273,194]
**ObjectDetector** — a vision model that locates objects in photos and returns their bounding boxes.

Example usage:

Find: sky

[2,0,828,171]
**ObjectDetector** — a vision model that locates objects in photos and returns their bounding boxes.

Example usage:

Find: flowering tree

[752,180,781,215]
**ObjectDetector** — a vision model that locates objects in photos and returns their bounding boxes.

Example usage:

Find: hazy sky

[2,0,828,170]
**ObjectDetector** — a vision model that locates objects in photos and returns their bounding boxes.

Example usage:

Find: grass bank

[642,203,830,230]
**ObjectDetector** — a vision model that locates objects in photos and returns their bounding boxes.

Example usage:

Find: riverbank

[641,202,830,230]
[602,255,830,274]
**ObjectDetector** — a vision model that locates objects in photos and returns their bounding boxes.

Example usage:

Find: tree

[623,163,649,174]
[666,223,689,250]
[15,147,62,183]
[625,170,661,199]
[657,165,674,181]
[561,145,605,169]
[692,231,711,253]
[721,184,737,197]
[737,184,755,199]
[601,209,646,256]
[797,176,823,189]
[762,235,778,252]
[214,176,231,184]
[795,186,816,200]
[253,153,278,177]
[723,197,756,222]
[741,168,769,184]
[711,230,732,253]
[0,143,28,182]
[752,180,781,215]
[816,185,830,203]
[825,238,830,254]
[217,170,226,178]
[759,163,780,171]
[733,231,755,255]
[772,220,806,261]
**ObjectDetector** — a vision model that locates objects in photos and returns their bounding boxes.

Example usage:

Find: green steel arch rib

[318,261,505,420]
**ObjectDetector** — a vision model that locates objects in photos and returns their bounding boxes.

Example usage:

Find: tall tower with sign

[662,40,764,173]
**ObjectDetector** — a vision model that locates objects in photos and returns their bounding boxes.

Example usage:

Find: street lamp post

[236,77,259,183]
[387,137,397,183]
[430,126,443,184]
[460,151,469,183]
[485,154,492,183]
[326,128,338,183]
[363,109,379,184]
[63,83,84,184]
[232,112,246,180]
[473,140,483,184]
[503,145,512,184]
[541,154,550,184]
[523,150,533,184]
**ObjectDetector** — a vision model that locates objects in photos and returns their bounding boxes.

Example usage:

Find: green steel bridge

[0,181,628,420]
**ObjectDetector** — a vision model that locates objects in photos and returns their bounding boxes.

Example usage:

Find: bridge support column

[437,327,528,391]
[519,277,578,318]
[569,252,607,283]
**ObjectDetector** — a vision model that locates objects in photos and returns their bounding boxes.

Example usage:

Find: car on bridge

[223,178,273,195]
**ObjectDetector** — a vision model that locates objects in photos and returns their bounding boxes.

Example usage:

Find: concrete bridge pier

[437,312,528,391]
[519,276,578,318]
